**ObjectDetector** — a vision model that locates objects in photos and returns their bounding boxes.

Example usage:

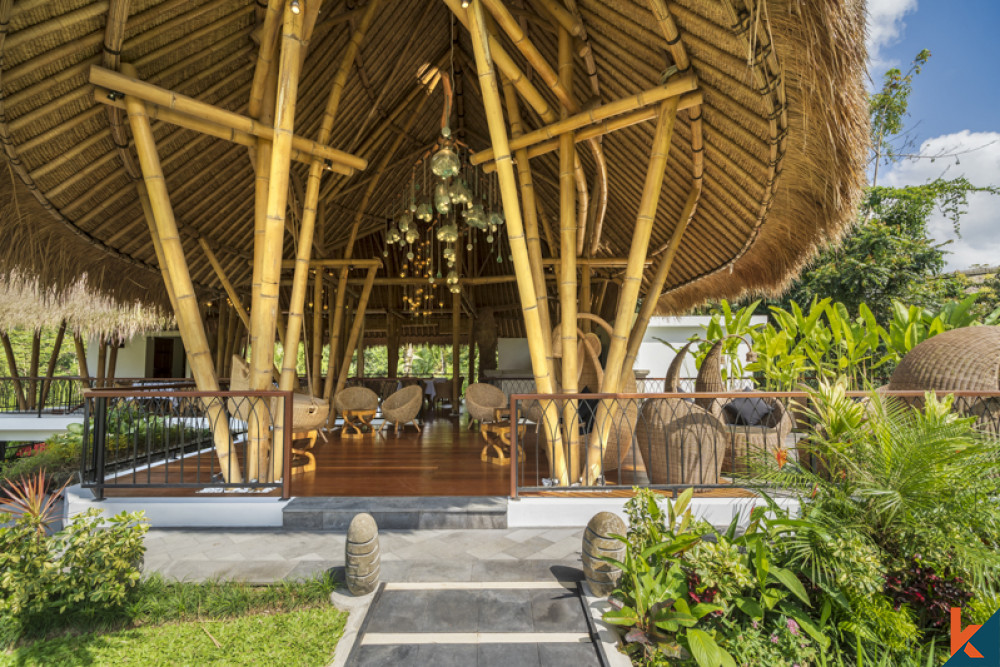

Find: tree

[761,52,998,324]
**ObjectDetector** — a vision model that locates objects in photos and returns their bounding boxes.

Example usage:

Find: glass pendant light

[434,182,451,215]
[448,179,471,205]
[430,128,461,178]
[415,202,433,222]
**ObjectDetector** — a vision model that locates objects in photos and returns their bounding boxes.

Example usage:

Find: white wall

[85,332,188,379]
[633,315,767,379]
[497,338,532,373]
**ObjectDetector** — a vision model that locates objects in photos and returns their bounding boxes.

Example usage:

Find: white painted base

[0,414,83,441]
[507,495,800,529]
[65,484,289,528]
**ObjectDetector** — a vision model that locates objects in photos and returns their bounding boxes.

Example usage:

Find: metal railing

[508,390,1000,497]
[486,376,757,395]
[0,376,90,416]
[80,388,293,499]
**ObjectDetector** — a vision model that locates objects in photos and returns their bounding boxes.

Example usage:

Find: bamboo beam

[623,185,700,373]
[530,0,584,36]
[502,75,554,381]
[585,96,679,484]
[248,0,283,121]
[89,67,367,172]
[125,91,241,483]
[96,335,108,389]
[27,331,41,407]
[73,334,90,386]
[94,90,353,174]
[215,305,228,376]
[471,74,696,166]
[198,238,250,329]
[310,269,324,395]
[451,287,461,412]
[480,92,702,173]
[280,258,384,269]
[467,0,567,484]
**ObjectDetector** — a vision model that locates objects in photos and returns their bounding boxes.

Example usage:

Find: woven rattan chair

[466,383,508,424]
[665,341,696,392]
[334,386,380,436]
[380,384,423,435]
[636,398,728,485]
[229,355,328,474]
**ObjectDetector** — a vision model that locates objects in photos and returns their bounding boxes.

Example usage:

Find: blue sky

[867,0,1000,270]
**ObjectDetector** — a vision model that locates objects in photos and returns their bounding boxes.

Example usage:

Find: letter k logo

[953,608,985,659]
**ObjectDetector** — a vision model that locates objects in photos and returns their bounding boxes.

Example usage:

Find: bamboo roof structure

[0,0,867,328]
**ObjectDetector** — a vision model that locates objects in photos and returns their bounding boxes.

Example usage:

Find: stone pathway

[346,582,602,667]
[142,527,585,583]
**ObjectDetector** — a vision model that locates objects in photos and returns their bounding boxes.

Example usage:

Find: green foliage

[0,327,79,377]
[0,507,148,645]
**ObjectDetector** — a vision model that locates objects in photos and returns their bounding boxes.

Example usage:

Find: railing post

[80,395,91,484]
[93,395,107,500]
[282,391,293,500]
[510,393,518,499]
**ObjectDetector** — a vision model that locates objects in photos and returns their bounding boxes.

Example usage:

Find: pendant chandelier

[384,68,507,319]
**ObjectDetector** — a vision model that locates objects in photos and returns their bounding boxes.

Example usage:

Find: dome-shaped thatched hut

[0,0,868,483]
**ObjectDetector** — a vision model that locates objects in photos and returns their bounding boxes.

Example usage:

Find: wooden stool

[342,408,377,439]
[290,429,318,475]
[480,420,526,465]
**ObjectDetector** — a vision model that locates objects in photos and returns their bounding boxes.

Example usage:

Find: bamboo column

[252,3,306,480]
[310,270,324,394]
[501,77,554,378]
[467,0,567,484]
[622,185,700,373]
[106,339,119,386]
[125,90,241,483]
[466,316,476,384]
[224,303,240,377]
[580,267,591,333]
[198,238,250,329]
[284,0,379,412]
[387,295,399,379]
[585,97,679,484]
[215,305,228,376]
[557,26,581,481]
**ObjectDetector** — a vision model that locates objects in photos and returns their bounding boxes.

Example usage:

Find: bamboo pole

[283,0,379,406]
[125,89,241,483]
[479,93,702,173]
[310,270,324,395]
[96,334,107,389]
[585,97,679,484]
[467,0,567,484]
[26,331,41,408]
[252,3,307,480]
[387,302,399,379]
[623,185,700,373]
[280,258,385,269]
[89,67,366,172]
[73,334,91,388]
[224,303,239,378]
[451,288,461,413]
[466,315,476,384]
[470,74,695,166]
[502,76,554,381]
[0,332,27,410]
[530,0,584,36]
[106,338,119,387]
[215,305,228,376]
[198,238,250,329]
[332,265,378,402]
[557,26,581,481]
[94,91,353,174]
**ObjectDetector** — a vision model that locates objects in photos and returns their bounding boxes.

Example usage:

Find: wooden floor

[100,413,755,499]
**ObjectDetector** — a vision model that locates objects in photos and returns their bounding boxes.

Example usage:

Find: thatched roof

[0,0,868,329]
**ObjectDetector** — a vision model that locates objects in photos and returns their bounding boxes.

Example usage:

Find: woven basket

[636,399,727,485]
[888,326,1000,392]
[721,397,793,474]
[665,341,696,392]
[466,383,507,422]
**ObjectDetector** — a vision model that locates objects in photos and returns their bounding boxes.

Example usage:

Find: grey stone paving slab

[348,644,419,666]
[477,590,547,633]
[479,642,542,667]
[530,588,590,632]
[537,641,603,667]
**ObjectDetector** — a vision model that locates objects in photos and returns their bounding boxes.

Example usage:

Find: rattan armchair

[466,382,508,425]
[334,386,380,436]
[380,384,423,435]
[636,398,728,484]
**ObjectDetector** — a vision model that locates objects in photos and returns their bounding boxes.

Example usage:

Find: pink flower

[786,618,800,635]
[751,620,759,629]
[770,633,779,644]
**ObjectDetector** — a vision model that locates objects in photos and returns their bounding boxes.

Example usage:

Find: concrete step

[282,496,508,530]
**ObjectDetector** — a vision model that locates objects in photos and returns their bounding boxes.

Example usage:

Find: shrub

[0,477,147,646]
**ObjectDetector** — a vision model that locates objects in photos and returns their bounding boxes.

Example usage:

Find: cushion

[579,386,599,435]
[723,395,773,426]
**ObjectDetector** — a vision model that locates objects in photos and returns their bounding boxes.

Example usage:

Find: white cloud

[881,130,1000,271]
[866,0,918,70]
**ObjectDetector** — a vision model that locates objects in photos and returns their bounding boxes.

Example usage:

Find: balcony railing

[80,388,293,499]
[507,390,1000,497]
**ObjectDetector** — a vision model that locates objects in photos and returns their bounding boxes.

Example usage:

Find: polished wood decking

[100,414,754,499]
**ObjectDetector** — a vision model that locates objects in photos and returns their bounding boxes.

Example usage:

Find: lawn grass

[1,607,347,666]
[2,573,347,666]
